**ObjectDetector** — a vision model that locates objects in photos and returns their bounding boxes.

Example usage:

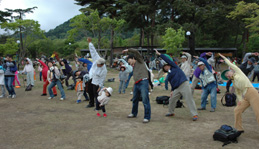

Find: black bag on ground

[176,100,184,108]
[156,96,170,104]
[67,84,75,90]
[213,125,240,147]
[221,92,236,107]
[108,78,115,82]
[25,84,32,91]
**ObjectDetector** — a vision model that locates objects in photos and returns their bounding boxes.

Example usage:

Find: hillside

[45,19,72,39]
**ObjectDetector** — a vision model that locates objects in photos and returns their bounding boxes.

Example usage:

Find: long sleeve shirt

[38,60,48,82]
[22,58,34,73]
[128,49,149,82]
[4,61,15,76]
[119,70,129,81]
[88,42,107,87]
[118,59,133,73]
[223,57,253,101]
[78,58,93,71]
[97,88,110,106]
[160,54,187,91]
[193,52,208,78]
[180,52,192,76]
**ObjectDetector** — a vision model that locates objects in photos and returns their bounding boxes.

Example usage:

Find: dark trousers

[39,72,42,81]
[252,71,259,82]
[96,99,106,112]
[88,79,99,106]
[65,71,76,87]
[83,88,89,100]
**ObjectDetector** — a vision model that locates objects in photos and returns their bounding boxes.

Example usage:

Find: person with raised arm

[154,49,198,121]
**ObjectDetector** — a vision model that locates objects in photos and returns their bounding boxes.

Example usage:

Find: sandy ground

[0,68,259,149]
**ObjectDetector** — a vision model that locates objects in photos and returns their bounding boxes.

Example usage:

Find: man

[21,58,34,87]
[3,55,16,98]
[219,53,259,136]
[180,52,192,80]
[155,49,198,121]
[194,56,217,112]
[239,52,258,77]
[191,52,212,95]
[122,48,151,123]
[86,37,107,108]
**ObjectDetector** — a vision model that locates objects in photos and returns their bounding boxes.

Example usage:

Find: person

[118,65,128,94]
[12,70,21,88]
[74,70,88,103]
[194,56,217,112]
[96,87,113,117]
[219,53,259,136]
[122,48,151,123]
[0,62,5,98]
[3,55,16,98]
[180,52,192,80]
[252,61,259,82]
[21,58,34,87]
[60,59,75,87]
[86,37,107,108]
[38,63,43,81]
[77,57,92,72]
[239,52,258,78]
[47,61,66,100]
[191,52,212,95]
[37,58,57,96]
[155,49,198,121]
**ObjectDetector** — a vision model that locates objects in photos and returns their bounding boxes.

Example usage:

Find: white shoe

[143,119,150,123]
[127,114,136,118]
[0,95,4,98]
[48,97,53,100]
[11,95,16,99]
[148,92,151,95]
[60,98,64,101]
[130,92,133,95]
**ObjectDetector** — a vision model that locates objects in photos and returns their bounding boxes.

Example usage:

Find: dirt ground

[0,67,259,149]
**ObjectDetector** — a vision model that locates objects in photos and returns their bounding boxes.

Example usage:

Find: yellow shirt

[224,57,253,101]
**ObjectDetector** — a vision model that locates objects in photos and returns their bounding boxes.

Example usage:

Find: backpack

[213,125,240,147]
[156,96,170,104]
[221,92,236,107]
[10,64,17,73]
[175,100,184,108]
[108,78,115,82]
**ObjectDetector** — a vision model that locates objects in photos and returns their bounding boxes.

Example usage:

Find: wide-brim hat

[221,69,230,80]
[106,87,113,96]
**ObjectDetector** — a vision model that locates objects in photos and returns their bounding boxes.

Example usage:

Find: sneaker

[165,113,175,117]
[11,94,16,99]
[60,98,64,101]
[76,99,81,104]
[143,119,150,123]
[7,95,12,98]
[41,94,47,96]
[48,97,54,100]
[96,113,101,117]
[193,115,198,121]
[127,114,136,118]
[197,107,206,110]
[210,108,215,112]
[54,94,57,96]
[130,92,133,95]
[103,113,107,117]
[86,104,94,108]
[148,92,151,95]
[0,95,4,98]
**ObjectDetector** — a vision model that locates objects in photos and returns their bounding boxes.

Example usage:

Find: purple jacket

[193,52,207,78]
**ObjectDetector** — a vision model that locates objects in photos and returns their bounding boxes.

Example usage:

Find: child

[96,87,113,117]
[75,79,84,103]
[21,58,34,87]
[118,65,128,94]
[0,63,5,98]
[12,70,21,88]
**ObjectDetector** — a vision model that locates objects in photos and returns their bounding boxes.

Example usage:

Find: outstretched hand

[218,53,226,59]
[193,56,199,59]
[154,49,161,56]
[36,58,39,61]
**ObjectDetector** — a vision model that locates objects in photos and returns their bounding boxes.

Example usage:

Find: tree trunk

[98,30,101,50]
[142,28,144,46]
[109,28,114,67]
[139,28,142,46]
[18,26,24,70]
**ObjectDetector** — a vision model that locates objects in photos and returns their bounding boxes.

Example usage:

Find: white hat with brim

[106,87,113,96]
[181,55,187,59]
[198,61,204,66]
[97,58,106,65]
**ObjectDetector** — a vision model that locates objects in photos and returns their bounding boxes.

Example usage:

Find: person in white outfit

[0,63,5,98]
[96,87,113,117]
[21,58,34,87]
[180,52,192,81]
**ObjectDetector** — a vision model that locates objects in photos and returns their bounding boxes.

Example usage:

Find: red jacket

[38,60,48,82]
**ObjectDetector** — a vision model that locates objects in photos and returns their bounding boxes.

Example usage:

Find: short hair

[127,54,135,61]
[6,54,13,59]
[162,64,170,72]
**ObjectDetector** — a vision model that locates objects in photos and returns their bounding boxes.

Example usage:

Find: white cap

[97,58,106,64]
[106,87,113,96]
[181,55,187,59]
[197,61,204,66]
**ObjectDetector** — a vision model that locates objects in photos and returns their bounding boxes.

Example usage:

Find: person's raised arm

[154,49,178,68]
[126,48,144,63]
[198,57,211,71]
[37,58,47,68]
[242,53,252,64]
[218,53,242,73]
[118,59,133,73]
[89,42,100,62]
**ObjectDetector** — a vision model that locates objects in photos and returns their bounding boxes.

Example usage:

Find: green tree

[0,38,18,56]
[162,27,185,55]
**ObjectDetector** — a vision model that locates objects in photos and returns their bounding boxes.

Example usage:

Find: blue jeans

[48,80,66,98]
[165,74,169,90]
[131,79,151,120]
[5,76,15,95]
[125,71,133,88]
[201,83,217,109]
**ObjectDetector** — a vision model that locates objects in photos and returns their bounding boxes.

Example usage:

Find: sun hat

[197,61,204,66]
[221,69,230,80]
[106,87,113,96]
[97,58,106,65]
[181,55,187,59]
